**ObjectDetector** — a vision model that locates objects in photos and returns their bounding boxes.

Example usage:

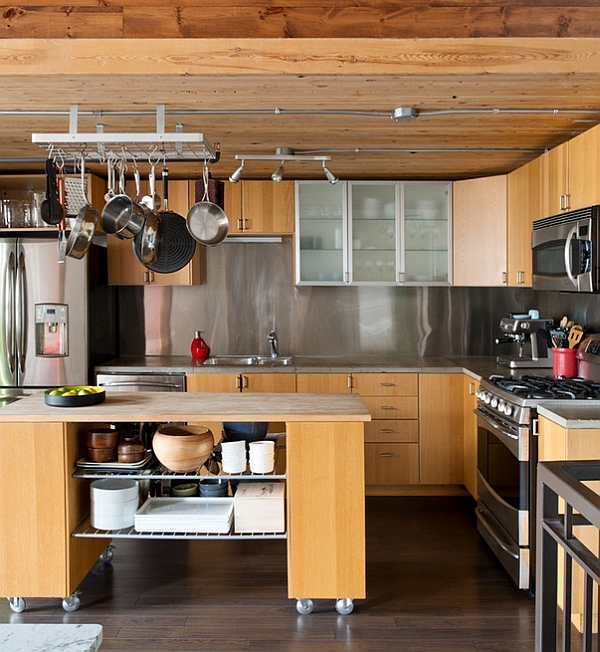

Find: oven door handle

[564,224,578,288]
[476,504,519,561]
[474,407,518,440]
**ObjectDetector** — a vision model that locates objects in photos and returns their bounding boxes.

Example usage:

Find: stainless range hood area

[114,240,600,359]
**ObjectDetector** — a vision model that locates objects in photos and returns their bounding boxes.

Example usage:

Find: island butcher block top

[0,391,371,423]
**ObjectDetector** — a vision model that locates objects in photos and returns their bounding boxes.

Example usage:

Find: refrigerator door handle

[15,250,26,375]
[5,251,15,374]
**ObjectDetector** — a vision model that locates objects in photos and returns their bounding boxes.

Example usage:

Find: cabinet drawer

[364,419,418,443]
[296,373,351,393]
[352,373,417,396]
[361,395,418,420]
[365,443,419,485]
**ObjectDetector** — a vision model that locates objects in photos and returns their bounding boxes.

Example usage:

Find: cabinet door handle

[501,271,507,284]
[235,375,241,390]
[347,375,352,390]
[242,375,249,389]
[237,218,244,231]
[517,271,524,285]
[380,453,393,457]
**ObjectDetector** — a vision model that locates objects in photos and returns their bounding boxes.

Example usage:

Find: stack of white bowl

[249,440,275,474]
[221,440,247,474]
[90,478,139,530]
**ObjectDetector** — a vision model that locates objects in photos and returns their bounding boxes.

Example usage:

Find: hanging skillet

[186,161,229,246]
[136,165,196,274]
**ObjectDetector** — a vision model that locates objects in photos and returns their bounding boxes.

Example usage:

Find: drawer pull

[380,453,393,457]
[380,406,394,410]
[379,429,395,434]
[380,383,394,387]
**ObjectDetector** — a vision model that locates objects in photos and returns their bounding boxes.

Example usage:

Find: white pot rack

[31,104,219,164]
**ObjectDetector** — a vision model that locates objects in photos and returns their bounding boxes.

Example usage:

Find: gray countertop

[537,402,600,429]
[95,354,512,380]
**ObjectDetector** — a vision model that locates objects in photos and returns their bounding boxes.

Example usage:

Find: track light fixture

[229,147,338,184]
[229,159,245,183]
[271,161,285,182]
[322,161,338,184]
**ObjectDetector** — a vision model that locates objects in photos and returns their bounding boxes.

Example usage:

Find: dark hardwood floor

[0,497,535,651]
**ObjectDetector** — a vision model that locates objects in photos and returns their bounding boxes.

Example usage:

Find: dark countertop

[95,354,535,382]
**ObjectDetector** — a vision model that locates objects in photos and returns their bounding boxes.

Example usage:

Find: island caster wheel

[62,593,81,612]
[99,545,114,563]
[335,598,354,615]
[296,598,314,615]
[7,597,26,613]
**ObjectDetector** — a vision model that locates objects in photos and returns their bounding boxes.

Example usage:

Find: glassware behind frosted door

[296,182,345,283]
[403,182,450,283]
[350,182,397,283]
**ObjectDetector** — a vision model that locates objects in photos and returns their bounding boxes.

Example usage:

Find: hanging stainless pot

[186,162,229,246]
[143,210,196,274]
[101,163,147,240]
[66,156,98,260]
[133,209,161,266]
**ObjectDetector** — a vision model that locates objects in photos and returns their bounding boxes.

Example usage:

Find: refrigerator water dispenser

[35,304,68,357]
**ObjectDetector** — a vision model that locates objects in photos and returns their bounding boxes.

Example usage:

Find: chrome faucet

[267,331,279,358]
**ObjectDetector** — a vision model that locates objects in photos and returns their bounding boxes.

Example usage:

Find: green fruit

[57,387,69,393]
[49,389,61,396]
[62,391,76,396]
[78,389,90,396]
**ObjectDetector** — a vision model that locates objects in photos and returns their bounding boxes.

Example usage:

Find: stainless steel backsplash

[116,239,600,358]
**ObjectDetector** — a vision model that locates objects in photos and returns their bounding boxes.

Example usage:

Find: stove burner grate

[488,374,600,400]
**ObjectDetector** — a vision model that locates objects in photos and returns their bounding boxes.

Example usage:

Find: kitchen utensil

[66,157,98,260]
[133,163,162,265]
[223,422,269,442]
[86,446,118,463]
[40,158,64,225]
[56,170,68,262]
[44,386,106,407]
[568,324,585,348]
[152,424,214,472]
[85,427,121,449]
[104,159,116,203]
[141,159,161,211]
[186,162,229,246]
[560,315,569,331]
[142,209,196,274]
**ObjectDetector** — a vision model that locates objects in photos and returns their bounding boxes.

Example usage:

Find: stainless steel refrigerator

[0,237,87,403]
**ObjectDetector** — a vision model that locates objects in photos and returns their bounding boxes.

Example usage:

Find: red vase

[190,331,210,360]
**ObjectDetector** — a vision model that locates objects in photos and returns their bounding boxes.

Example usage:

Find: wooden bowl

[86,446,118,463]
[85,427,121,449]
[152,425,214,472]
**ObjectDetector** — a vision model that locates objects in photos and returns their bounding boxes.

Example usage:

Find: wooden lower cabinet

[419,373,465,485]
[463,374,479,498]
[365,443,419,485]
[187,373,296,393]
[0,422,107,598]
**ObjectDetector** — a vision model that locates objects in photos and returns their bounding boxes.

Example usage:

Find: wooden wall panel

[2,4,600,38]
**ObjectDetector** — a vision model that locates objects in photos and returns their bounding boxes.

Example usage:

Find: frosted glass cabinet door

[295,181,346,284]
[403,182,451,284]
[349,182,398,284]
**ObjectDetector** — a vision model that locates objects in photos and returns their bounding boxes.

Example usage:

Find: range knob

[483,392,491,404]
[504,404,513,417]
[490,396,499,408]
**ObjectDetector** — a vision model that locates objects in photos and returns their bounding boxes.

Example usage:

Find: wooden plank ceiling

[1,1,600,181]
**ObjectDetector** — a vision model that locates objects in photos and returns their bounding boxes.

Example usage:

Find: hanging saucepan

[133,208,161,266]
[186,161,229,246]
[136,166,196,274]
[100,160,147,240]
[66,155,98,260]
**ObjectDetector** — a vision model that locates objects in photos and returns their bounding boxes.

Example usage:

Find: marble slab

[0,624,102,651]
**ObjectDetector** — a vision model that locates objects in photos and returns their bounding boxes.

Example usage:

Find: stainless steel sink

[255,356,293,366]
[201,356,258,366]
[201,355,293,366]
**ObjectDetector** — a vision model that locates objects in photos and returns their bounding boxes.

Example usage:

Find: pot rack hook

[201,158,210,202]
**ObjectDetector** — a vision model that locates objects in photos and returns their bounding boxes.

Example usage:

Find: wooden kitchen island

[0,391,370,614]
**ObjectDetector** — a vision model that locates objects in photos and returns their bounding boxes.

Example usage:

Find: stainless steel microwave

[532,206,600,292]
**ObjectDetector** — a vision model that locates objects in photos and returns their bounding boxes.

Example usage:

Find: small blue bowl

[222,422,269,442]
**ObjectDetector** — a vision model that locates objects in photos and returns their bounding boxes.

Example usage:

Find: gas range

[476,374,600,425]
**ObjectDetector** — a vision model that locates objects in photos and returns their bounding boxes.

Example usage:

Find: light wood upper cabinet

[506,156,541,287]
[419,374,464,485]
[567,124,600,212]
[453,175,507,286]
[541,124,600,218]
[540,142,568,217]
[107,180,202,286]
[224,180,294,235]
